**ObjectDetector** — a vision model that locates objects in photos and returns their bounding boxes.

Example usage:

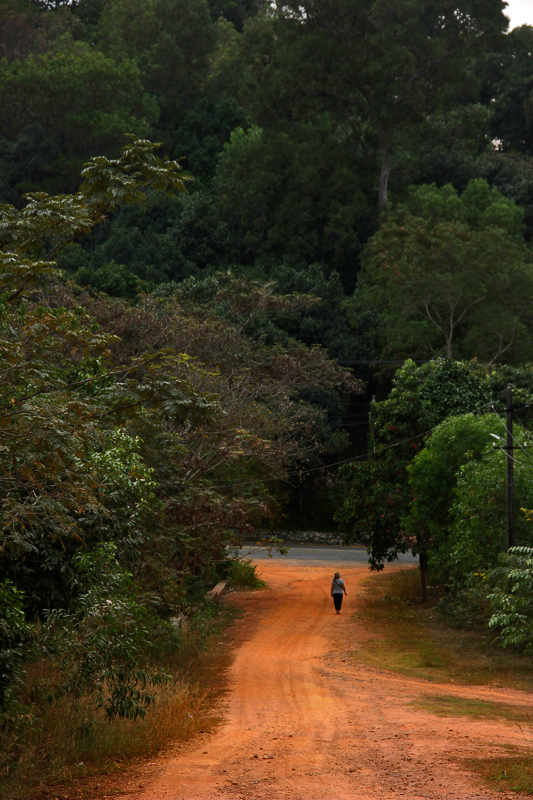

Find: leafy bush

[488,546,533,652]
[446,443,533,583]
[406,413,501,583]
[227,558,265,589]
[437,576,492,629]
[42,544,170,721]
[0,580,36,709]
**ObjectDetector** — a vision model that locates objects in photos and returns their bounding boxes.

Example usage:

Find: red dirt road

[119,560,532,800]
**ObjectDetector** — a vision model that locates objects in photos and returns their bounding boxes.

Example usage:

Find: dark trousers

[333,593,343,612]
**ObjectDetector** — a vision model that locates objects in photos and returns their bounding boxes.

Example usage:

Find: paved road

[237,542,418,565]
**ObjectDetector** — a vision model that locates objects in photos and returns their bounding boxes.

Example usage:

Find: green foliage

[392,104,533,243]
[359,179,533,362]
[0,139,193,610]
[43,544,169,721]
[476,151,533,243]
[336,456,411,567]
[489,546,533,652]
[230,0,507,212]
[261,262,378,360]
[73,260,154,300]
[338,359,504,571]
[0,134,355,630]
[59,190,233,285]
[446,442,533,581]
[392,104,493,195]
[373,359,492,441]
[174,98,250,183]
[73,0,105,38]
[0,580,35,708]
[0,137,190,270]
[0,35,158,195]
[214,122,374,290]
[173,263,376,362]
[95,0,216,135]
[405,414,502,582]
[161,272,358,471]
[227,558,264,589]
[0,125,62,205]
[206,0,260,31]
[487,25,533,157]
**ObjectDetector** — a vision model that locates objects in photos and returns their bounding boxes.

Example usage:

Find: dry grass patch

[1,605,240,800]
[412,694,531,722]
[352,567,533,691]
[353,567,533,794]
[4,681,206,800]
[463,754,533,795]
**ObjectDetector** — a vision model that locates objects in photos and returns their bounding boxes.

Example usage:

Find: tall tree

[337,359,495,600]
[234,0,508,211]
[0,35,157,196]
[358,179,533,362]
[0,0,78,61]
[214,122,374,288]
[95,0,216,142]
[487,24,533,156]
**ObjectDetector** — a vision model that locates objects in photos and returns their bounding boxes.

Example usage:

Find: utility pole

[506,385,514,550]
[369,395,376,460]
[492,386,532,551]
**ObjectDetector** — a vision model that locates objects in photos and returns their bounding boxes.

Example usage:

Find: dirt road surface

[118,560,532,800]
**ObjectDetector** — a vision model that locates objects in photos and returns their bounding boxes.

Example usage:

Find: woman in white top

[331,571,347,614]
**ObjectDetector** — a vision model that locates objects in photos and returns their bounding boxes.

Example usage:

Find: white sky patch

[505,0,533,29]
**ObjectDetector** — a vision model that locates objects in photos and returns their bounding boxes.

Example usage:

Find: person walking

[331,571,347,614]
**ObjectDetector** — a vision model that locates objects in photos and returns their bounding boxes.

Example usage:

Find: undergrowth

[354,567,533,691]
[227,558,265,590]
[0,603,239,800]
[355,567,533,794]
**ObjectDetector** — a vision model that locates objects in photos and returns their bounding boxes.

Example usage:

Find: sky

[505,0,533,28]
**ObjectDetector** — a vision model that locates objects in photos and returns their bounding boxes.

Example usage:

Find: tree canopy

[228,0,508,211]
[4,0,533,788]
[358,179,533,362]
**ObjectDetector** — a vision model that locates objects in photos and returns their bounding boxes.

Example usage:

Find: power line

[211,429,432,490]
[490,404,533,467]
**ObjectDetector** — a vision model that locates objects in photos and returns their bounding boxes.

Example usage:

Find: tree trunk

[445,332,453,358]
[419,550,429,603]
[377,142,393,212]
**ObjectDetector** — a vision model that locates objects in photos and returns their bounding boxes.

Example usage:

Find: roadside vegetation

[1,558,264,800]
[3,1,533,796]
[0,139,351,798]
[355,568,533,690]
[1,600,239,800]
[356,568,533,794]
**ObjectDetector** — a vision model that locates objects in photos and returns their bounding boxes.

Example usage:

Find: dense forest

[2,0,533,792]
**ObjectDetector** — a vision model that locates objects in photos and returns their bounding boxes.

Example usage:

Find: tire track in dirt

[117,560,532,800]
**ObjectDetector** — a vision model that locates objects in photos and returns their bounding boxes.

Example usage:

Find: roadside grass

[228,558,266,590]
[15,681,208,799]
[2,603,241,800]
[412,694,530,722]
[352,566,533,691]
[462,754,533,795]
[354,566,533,794]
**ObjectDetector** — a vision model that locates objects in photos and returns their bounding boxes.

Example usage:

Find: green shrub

[488,547,533,652]
[228,559,265,589]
